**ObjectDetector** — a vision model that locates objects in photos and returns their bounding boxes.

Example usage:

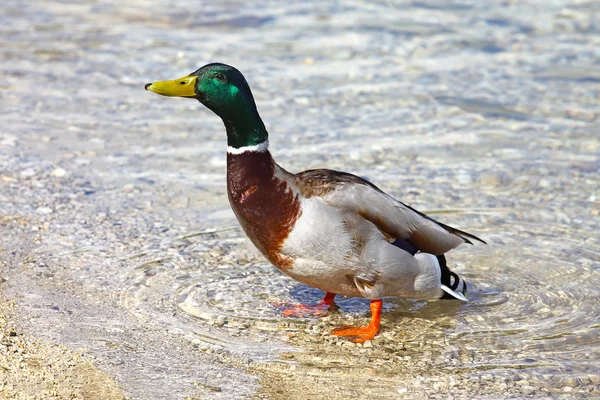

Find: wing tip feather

[398,201,487,246]
[456,231,487,245]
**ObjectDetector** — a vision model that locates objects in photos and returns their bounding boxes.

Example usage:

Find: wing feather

[294,169,485,255]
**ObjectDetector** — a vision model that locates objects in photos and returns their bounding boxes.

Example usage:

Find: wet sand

[0,289,125,399]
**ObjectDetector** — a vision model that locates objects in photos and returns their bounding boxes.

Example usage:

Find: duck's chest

[226,151,301,269]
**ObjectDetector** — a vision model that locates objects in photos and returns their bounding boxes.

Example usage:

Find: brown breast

[226,151,301,269]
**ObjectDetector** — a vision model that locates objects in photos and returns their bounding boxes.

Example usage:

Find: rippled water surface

[1,0,599,398]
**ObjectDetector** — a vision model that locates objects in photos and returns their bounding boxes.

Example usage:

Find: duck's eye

[214,73,227,82]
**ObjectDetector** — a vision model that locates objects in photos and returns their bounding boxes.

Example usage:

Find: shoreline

[0,288,126,399]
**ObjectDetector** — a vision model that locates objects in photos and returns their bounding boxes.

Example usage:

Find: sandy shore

[0,289,125,399]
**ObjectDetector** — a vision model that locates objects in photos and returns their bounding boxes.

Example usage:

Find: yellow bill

[144,75,197,97]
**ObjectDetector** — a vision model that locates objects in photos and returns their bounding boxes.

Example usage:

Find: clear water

[1,0,599,398]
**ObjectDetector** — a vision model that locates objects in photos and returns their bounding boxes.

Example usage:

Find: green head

[145,63,268,149]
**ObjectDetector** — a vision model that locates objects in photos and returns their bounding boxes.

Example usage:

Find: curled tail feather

[437,255,468,301]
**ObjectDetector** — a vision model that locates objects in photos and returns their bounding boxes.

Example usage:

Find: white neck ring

[227,140,269,154]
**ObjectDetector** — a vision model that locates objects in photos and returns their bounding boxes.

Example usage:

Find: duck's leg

[276,292,336,317]
[331,299,382,343]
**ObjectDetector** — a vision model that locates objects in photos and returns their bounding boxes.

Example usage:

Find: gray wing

[294,169,485,255]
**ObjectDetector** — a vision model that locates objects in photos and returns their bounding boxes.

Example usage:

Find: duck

[145,63,486,343]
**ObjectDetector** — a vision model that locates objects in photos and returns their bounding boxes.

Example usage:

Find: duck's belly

[277,197,372,296]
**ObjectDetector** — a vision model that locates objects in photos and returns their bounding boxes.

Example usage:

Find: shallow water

[1,0,599,398]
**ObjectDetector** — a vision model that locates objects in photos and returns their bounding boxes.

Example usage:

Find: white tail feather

[441,285,469,302]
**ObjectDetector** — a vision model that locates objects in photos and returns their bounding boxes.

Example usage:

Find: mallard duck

[145,63,485,343]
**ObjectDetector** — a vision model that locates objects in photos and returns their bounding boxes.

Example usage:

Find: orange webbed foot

[277,303,330,317]
[331,325,379,343]
[331,299,382,343]
[275,292,336,318]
